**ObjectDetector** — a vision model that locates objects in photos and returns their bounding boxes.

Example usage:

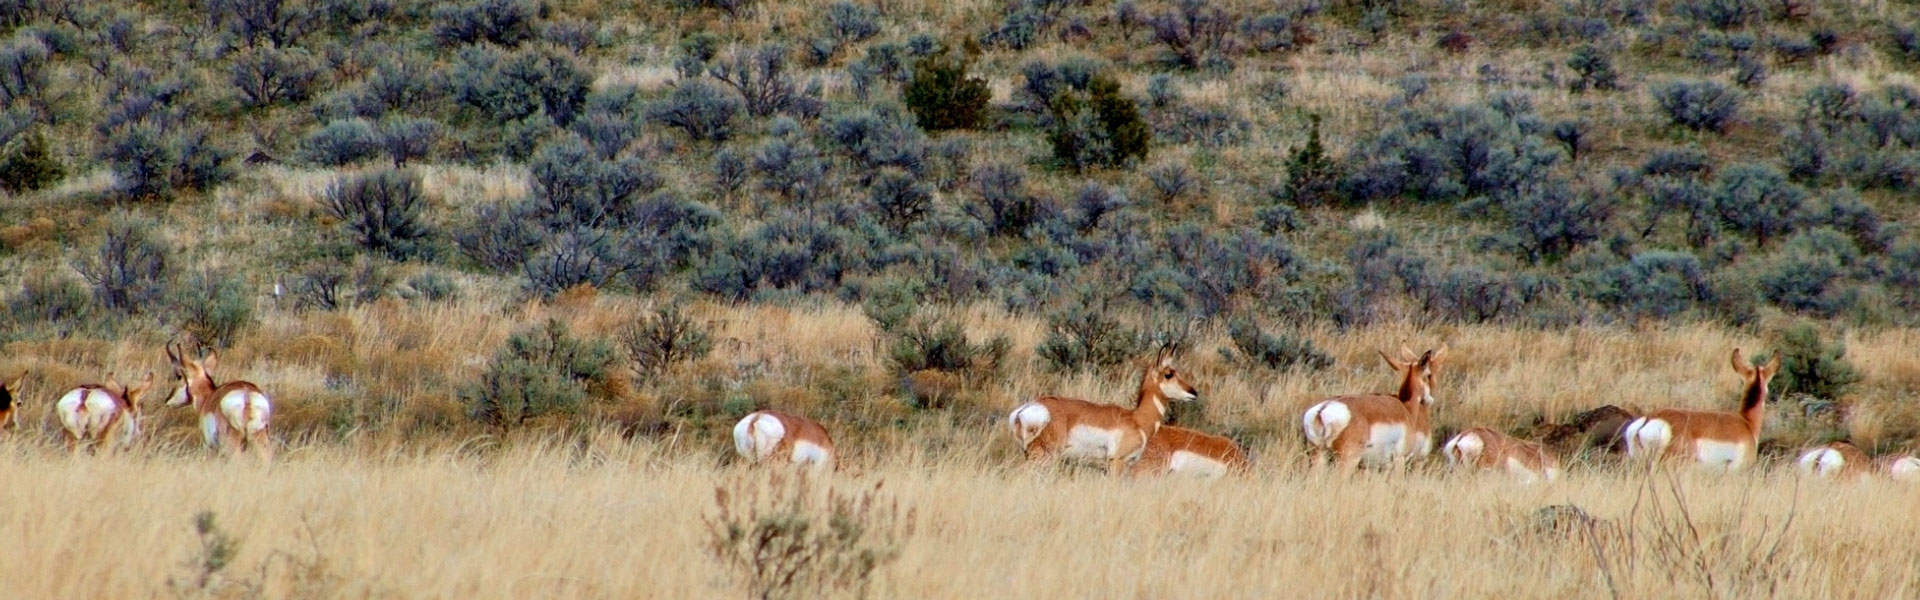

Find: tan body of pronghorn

[1131,425,1248,478]
[0,370,24,432]
[56,373,154,454]
[166,343,274,463]
[732,410,835,469]
[1623,349,1777,471]
[1443,426,1562,483]
[1302,345,1447,473]
[1008,353,1201,475]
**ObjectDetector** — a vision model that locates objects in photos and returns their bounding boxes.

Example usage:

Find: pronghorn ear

[1763,351,1782,376]
[1731,348,1755,376]
[1398,344,1417,363]
[1427,344,1448,365]
[203,350,220,374]
[127,372,155,401]
[1,370,23,391]
[1379,350,1408,371]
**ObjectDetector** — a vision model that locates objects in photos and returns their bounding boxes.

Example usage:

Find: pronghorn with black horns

[1442,426,1562,483]
[0,370,24,433]
[1008,349,1201,475]
[732,410,836,470]
[165,339,275,463]
[56,372,155,454]
[1132,425,1249,478]
[1623,348,1776,471]
[1302,344,1447,473]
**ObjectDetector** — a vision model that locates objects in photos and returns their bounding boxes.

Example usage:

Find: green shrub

[1037,298,1148,372]
[888,313,1009,375]
[172,268,255,349]
[1281,114,1341,206]
[73,212,174,314]
[1221,317,1331,371]
[1763,321,1861,402]
[461,319,619,428]
[1046,74,1151,171]
[619,303,716,380]
[322,169,435,261]
[903,51,990,131]
[0,129,61,192]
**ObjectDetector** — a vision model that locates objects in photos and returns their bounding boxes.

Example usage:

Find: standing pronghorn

[1302,345,1447,473]
[0,370,24,432]
[1442,426,1562,483]
[56,373,155,454]
[1623,349,1777,471]
[732,410,835,470]
[1881,454,1920,482]
[1007,351,1201,475]
[165,341,275,463]
[1131,425,1249,478]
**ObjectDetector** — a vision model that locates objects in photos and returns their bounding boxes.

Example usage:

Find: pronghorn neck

[1395,368,1425,407]
[189,373,221,414]
[1741,374,1767,435]
[1132,376,1171,432]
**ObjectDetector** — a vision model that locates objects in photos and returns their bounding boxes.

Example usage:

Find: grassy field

[3,434,1916,599]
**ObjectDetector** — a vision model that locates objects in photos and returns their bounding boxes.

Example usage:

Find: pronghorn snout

[1159,380,1199,402]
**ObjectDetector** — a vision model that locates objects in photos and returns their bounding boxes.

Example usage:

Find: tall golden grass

[4,297,1919,597]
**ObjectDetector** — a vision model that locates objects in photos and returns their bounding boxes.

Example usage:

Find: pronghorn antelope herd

[10,339,1920,483]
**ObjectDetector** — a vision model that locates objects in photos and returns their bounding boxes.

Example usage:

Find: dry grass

[2,433,1916,599]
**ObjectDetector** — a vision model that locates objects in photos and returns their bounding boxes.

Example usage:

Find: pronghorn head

[0,369,24,431]
[1144,351,1200,402]
[165,340,219,408]
[1381,344,1447,406]
[1731,348,1781,405]
[107,372,157,417]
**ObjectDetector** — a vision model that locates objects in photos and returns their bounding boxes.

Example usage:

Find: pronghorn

[56,373,154,454]
[1881,454,1920,482]
[1302,345,1447,473]
[1442,426,1562,483]
[1131,425,1249,478]
[1623,348,1777,471]
[1008,352,1201,475]
[0,370,24,432]
[1796,441,1872,479]
[165,341,274,462]
[732,410,835,470]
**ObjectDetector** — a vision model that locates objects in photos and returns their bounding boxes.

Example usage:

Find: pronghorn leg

[251,431,274,464]
[1107,457,1126,476]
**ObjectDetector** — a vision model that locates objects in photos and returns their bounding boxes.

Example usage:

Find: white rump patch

[1888,457,1920,482]
[1797,448,1845,477]
[1623,417,1672,459]
[1301,401,1350,448]
[1442,431,1485,468]
[1008,403,1050,446]
[219,390,271,436]
[1167,451,1229,478]
[56,388,118,440]
[732,413,785,461]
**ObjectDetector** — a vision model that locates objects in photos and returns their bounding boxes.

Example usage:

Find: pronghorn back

[1443,426,1561,482]
[1133,425,1249,478]
[732,410,834,468]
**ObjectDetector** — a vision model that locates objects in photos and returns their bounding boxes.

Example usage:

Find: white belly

[1361,423,1409,465]
[1167,451,1230,478]
[1694,440,1749,471]
[1061,425,1125,461]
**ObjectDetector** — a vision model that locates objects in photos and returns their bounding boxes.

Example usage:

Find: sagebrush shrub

[869,170,931,230]
[73,212,174,314]
[1713,162,1805,247]
[0,129,62,192]
[302,118,382,166]
[230,46,321,109]
[323,169,435,261]
[523,228,623,297]
[620,303,715,379]
[455,201,546,271]
[432,0,537,47]
[826,1,880,44]
[1583,250,1716,321]
[1223,317,1332,371]
[888,313,1009,377]
[710,44,818,118]
[172,268,254,349]
[451,45,591,126]
[1147,0,1238,71]
[1037,297,1147,372]
[648,80,742,142]
[1653,79,1740,133]
[379,116,442,167]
